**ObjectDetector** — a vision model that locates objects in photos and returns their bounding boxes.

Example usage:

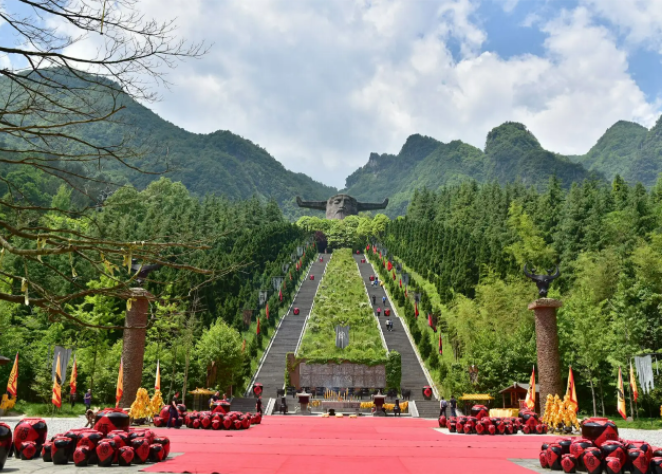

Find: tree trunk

[182,346,190,406]
[598,378,605,416]
[120,288,152,407]
[588,372,597,417]
[90,347,98,394]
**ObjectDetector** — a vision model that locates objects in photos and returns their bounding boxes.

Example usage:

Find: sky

[2,0,662,188]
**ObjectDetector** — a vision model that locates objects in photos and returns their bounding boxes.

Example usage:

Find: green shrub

[386,351,402,390]
[298,248,388,365]
[428,353,440,370]
[419,332,432,359]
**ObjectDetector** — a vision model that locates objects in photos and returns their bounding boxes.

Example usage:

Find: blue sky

[1,0,661,188]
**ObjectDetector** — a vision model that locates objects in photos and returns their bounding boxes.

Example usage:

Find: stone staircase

[249,255,330,402]
[354,253,440,419]
[230,397,260,413]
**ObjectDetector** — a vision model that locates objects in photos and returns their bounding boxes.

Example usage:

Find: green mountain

[571,118,662,187]
[343,122,597,216]
[0,70,336,218]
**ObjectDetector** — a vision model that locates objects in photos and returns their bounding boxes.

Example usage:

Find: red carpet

[143,417,559,474]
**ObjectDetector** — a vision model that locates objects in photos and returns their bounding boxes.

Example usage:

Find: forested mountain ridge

[343,122,597,216]
[0,70,337,218]
[571,117,662,187]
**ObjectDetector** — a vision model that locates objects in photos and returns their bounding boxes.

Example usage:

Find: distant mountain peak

[485,121,541,154]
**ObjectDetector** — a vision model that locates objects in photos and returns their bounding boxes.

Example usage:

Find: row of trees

[383,176,662,417]
[0,178,316,406]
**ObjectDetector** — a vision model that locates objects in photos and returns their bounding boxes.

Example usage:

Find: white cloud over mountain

[59,0,662,187]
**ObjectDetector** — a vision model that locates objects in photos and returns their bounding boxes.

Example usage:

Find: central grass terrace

[297,248,388,365]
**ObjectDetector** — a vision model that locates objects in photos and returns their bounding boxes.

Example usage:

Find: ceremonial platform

[144,416,554,474]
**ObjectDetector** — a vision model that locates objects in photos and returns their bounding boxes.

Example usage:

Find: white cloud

[41,0,662,188]
[582,0,662,53]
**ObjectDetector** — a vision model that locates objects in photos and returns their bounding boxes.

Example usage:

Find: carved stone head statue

[296,194,389,220]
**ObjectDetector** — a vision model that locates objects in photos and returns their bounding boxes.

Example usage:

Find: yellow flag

[525,365,536,410]
[155,360,161,391]
[566,366,578,414]
[6,353,18,398]
[115,359,124,408]
[52,353,62,408]
[617,367,627,420]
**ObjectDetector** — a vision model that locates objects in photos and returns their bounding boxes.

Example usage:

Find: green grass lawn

[5,400,88,418]
[612,417,662,430]
[298,248,387,365]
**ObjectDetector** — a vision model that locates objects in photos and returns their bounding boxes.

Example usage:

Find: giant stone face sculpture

[296,194,388,220]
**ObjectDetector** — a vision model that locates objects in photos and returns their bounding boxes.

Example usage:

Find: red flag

[414,301,419,318]
[387,261,393,271]
[438,333,443,355]
[266,303,270,320]
[392,271,396,280]
[70,357,78,395]
[399,278,402,288]
[372,246,376,254]
[383,259,386,268]
[6,352,18,398]
[366,244,370,251]
[279,289,283,302]
[256,318,261,335]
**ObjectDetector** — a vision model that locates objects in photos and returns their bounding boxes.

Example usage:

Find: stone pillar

[528,298,563,415]
[121,288,153,408]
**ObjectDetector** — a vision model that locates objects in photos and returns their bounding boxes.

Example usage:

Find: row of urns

[541,437,660,474]
[0,418,169,470]
[439,414,547,435]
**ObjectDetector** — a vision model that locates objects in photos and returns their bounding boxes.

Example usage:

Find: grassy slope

[298,249,387,364]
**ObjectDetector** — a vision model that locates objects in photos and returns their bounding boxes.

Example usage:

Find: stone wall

[294,360,386,388]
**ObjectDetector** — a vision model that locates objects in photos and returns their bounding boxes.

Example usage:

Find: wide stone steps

[230,397,260,413]
[251,255,329,401]
[354,253,440,419]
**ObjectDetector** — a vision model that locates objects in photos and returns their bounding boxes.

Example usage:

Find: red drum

[41,441,53,462]
[153,437,170,458]
[561,454,578,473]
[293,308,300,315]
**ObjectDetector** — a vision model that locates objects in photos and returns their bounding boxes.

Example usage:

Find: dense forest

[0,178,317,408]
[376,175,662,418]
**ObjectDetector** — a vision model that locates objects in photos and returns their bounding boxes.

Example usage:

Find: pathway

[250,254,329,400]
[354,253,440,419]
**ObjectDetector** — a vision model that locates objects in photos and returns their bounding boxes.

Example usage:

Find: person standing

[167,393,180,428]
[450,395,457,417]
[69,391,77,408]
[84,389,92,411]
[256,396,263,414]
[440,397,448,417]
[376,307,381,317]
[382,296,386,305]
[394,398,401,417]
[372,295,376,305]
